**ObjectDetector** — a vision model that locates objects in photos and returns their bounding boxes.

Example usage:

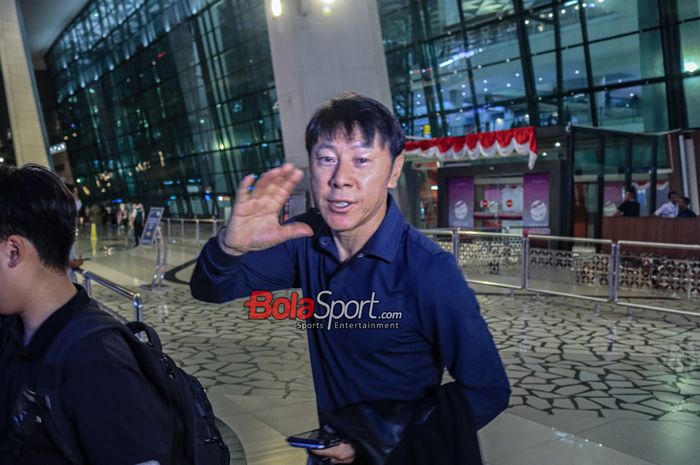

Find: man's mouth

[327,200,354,212]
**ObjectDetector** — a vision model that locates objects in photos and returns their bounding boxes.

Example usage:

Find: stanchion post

[522,236,530,290]
[195,219,200,243]
[167,218,171,244]
[451,228,460,257]
[180,219,185,242]
[609,242,620,302]
[132,294,143,322]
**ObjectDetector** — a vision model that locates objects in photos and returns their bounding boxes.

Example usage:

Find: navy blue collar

[314,195,405,263]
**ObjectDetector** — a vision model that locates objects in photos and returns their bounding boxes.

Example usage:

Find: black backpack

[34,302,230,465]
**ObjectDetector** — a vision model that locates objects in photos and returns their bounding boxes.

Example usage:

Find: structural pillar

[265,0,396,215]
[0,0,50,167]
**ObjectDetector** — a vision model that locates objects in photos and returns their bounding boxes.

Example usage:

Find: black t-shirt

[617,200,640,217]
[678,208,697,218]
[0,286,174,465]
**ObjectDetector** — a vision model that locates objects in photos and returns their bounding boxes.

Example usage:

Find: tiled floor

[76,230,700,465]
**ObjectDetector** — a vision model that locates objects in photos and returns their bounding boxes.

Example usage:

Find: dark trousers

[134,223,144,246]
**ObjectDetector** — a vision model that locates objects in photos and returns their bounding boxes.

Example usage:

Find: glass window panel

[589,31,664,86]
[472,59,526,104]
[470,20,520,68]
[532,52,557,97]
[380,6,414,50]
[684,76,700,127]
[678,0,700,21]
[563,93,592,125]
[598,83,668,132]
[527,13,556,54]
[586,0,659,41]
[681,20,700,74]
[562,46,587,91]
[422,0,461,37]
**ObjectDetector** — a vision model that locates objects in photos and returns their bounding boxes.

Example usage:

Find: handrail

[459,230,523,239]
[528,234,613,245]
[81,271,143,322]
[417,227,699,317]
[618,240,700,251]
[163,217,223,245]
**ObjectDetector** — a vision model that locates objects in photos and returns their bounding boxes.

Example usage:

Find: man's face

[310,130,404,236]
[670,193,679,204]
[678,198,688,209]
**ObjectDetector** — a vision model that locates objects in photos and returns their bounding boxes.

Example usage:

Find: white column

[0,0,50,167]
[265,0,394,215]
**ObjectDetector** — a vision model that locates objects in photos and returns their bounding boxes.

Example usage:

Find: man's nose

[330,159,353,188]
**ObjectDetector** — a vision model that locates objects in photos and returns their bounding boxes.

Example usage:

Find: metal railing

[82,270,143,322]
[419,228,700,316]
[164,217,223,245]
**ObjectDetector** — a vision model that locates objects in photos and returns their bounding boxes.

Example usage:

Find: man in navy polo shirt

[190,93,510,463]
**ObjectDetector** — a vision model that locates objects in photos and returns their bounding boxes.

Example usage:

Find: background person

[616,186,640,217]
[130,201,145,246]
[653,191,679,217]
[677,196,697,218]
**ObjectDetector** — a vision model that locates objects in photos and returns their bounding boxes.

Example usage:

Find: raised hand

[221,163,313,255]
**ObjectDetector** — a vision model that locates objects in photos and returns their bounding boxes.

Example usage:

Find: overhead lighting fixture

[271,0,282,17]
[684,61,698,73]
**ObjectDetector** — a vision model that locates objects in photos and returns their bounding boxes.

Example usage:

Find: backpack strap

[34,303,128,465]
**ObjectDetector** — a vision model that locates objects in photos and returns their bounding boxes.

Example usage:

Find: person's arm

[416,253,510,430]
[190,163,313,304]
[653,203,666,217]
[62,333,175,465]
[190,230,299,303]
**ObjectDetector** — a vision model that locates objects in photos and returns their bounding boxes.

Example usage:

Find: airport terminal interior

[1,0,700,464]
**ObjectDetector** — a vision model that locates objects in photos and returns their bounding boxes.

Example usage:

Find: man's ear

[1,235,27,269]
[388,154,405,189]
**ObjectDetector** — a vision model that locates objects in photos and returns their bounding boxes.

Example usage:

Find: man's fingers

[310,442,355,463]
[236,174,256,202]
[251,164,297,199]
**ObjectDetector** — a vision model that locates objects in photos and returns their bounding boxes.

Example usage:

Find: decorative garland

[402,127,538,169]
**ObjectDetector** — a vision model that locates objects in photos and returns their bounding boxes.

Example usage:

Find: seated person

[677,196,697,218]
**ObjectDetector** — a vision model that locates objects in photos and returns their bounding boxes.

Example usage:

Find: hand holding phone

[286,428,342,450]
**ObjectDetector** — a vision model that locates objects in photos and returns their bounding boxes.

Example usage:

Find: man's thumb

[282,223,314,240]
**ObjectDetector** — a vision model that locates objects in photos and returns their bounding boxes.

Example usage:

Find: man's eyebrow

[313,142,336,153]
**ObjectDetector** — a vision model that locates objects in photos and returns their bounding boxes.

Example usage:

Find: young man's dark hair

[0,164,75,271]
[305,92,406,159]
[668,191,679,199]
[625,185,637,199]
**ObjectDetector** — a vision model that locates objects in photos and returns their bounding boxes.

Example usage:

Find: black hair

[625,186,637,198]
[0,164,76,271]
[668,191,679,199]
[681,196,691,206]
[305,92,405,160]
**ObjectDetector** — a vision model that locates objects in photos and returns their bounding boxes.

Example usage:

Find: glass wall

[45,0,283,217]
[379,0,700,137]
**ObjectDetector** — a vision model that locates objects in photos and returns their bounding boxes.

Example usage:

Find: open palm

[222,163,313,255]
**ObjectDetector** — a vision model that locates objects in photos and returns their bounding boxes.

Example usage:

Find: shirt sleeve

[415,252,510,430]
[189,232,299,304]
[62,332,175,465]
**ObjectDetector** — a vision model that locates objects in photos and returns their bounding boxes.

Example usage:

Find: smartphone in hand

[287,428,342,450]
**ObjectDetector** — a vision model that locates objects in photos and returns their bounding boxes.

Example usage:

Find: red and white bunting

[402,127,538,169]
